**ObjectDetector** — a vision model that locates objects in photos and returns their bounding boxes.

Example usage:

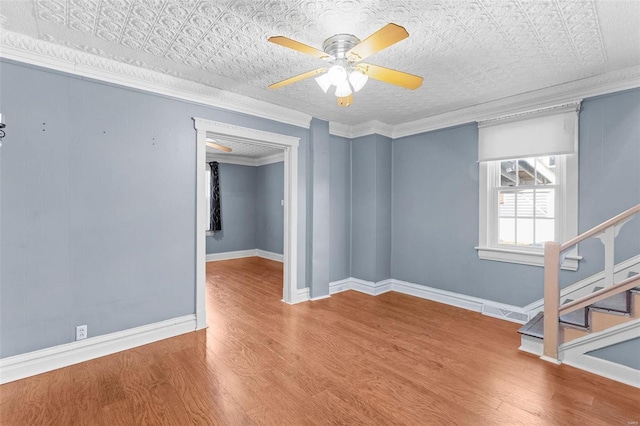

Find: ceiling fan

[206,138,232,153]
[268,23,423,107]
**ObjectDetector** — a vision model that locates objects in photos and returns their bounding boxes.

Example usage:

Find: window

[476,103,580,270]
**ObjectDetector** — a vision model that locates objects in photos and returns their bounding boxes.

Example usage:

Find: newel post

[542,241,561,362]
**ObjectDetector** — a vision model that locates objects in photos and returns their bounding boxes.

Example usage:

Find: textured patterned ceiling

[2,0,640,126]
[206,137,282,159]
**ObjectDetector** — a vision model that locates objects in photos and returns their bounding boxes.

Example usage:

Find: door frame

[193,118,299,330]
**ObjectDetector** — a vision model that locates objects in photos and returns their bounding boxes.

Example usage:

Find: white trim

[291,287,310,304]
[310,294,331,301]
[328,277,528,323]
[205,152,284,167]
[475,247,581,271]
[256,249,284,262]
[0,31,312,129]
[477,151,579,270]
[522,254,640,314]
[206,249,257,262]
[195,119,299,315]
[255,152,285,166]
[2,31,638,139]
[391,67,640,139]
[329,278,354,294]
[329,120,393,139]
[519,335,544,356]
[206,155,257,167]
[562,353,640,389]
[560,318,640,355]
[0,315,196,385]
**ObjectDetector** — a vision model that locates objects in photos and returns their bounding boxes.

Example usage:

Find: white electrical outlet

[76,325,87,341]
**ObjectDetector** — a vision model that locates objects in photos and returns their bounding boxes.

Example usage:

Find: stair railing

[542,203,640,362]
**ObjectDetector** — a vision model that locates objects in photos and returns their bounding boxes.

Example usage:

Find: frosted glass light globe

[334,80,352,97]
[348,70,368,92]
[327,65,347,86]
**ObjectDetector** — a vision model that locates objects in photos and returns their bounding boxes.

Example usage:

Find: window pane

[517,158,536,185]
[499,218,515,245]
[500,160,517,186]
[516,190,535,218]
[535,156,556,185]
[535,218,555,244]
[516,218,534,246]
[498,191,515,217]
[535,188,555,218]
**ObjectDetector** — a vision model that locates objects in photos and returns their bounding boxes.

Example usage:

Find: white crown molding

[329,120,393,139]
[3,32,639,141]
[206,154,257,167]
[330,67,640,139]
[0,314,196,384]
[206,151,284,167]
[392,66,640,139]
[255,152,285,166]
[0,31,312,129]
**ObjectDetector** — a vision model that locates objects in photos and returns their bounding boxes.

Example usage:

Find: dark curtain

[208,162,222,232]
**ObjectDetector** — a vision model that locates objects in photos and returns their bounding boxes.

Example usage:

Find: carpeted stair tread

[590,291,629,313]
[557,298,587,327]
[518,312,544,339]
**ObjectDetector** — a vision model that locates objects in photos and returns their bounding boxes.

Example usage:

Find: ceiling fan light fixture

[334,80,352,97]
[327,65,347,86]
[315,73,331,93]
[348,70,368,92]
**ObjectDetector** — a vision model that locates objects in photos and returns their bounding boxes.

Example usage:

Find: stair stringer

[522,254,640,318]
[559,318,640,388]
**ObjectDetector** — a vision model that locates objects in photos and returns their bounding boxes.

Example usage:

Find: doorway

[193,118,299,330]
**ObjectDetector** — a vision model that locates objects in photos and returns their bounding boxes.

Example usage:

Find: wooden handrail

[560,204,640,251]
[559,274,640,316]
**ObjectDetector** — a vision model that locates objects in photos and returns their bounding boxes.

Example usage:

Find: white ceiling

[1,0,640,127]
[205,135,282,161]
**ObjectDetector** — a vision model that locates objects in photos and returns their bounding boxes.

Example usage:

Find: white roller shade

[478,103,580,162]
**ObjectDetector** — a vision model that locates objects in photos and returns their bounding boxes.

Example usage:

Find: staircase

[517,204,640,387]
[519,272,640,343]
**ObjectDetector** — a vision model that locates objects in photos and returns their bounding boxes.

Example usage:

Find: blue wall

[206,163,257,254]
[329,134,351,282]
[391,88,640,306]
[587,337,640,370]
[256,162,284,254]
[0,59,310,358]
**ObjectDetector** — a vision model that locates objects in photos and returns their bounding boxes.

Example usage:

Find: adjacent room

[1,0,639,424]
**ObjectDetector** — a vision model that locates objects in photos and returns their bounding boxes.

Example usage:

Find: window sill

[475,246,581,271]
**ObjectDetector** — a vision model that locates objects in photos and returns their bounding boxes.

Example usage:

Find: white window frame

[476,104,581,271]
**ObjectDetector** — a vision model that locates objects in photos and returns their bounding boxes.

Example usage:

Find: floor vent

[482,305,529,323]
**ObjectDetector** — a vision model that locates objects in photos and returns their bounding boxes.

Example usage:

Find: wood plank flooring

[1,256,639,425]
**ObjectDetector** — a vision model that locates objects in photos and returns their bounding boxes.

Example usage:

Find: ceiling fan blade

[355,63,423,90]
[268,68,327,90]
[337,94,354,107]
[268,36,334,61]
[346,23,409,62]
[206,140,232,153]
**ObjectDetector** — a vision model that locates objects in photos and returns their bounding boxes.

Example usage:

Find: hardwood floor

[1,256,639,425]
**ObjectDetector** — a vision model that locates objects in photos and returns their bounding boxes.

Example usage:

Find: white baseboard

[206,249,256,262]
[329,277,528,324]
[206,249,283,263]
[329,278,353,294]
[290,287,310,304]
[0,314,196,385]
[256,249,284,262]
[519,335,543,356]
[562,354,640,389]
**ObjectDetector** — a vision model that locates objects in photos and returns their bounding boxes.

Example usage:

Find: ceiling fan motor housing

[323,34,360,63]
